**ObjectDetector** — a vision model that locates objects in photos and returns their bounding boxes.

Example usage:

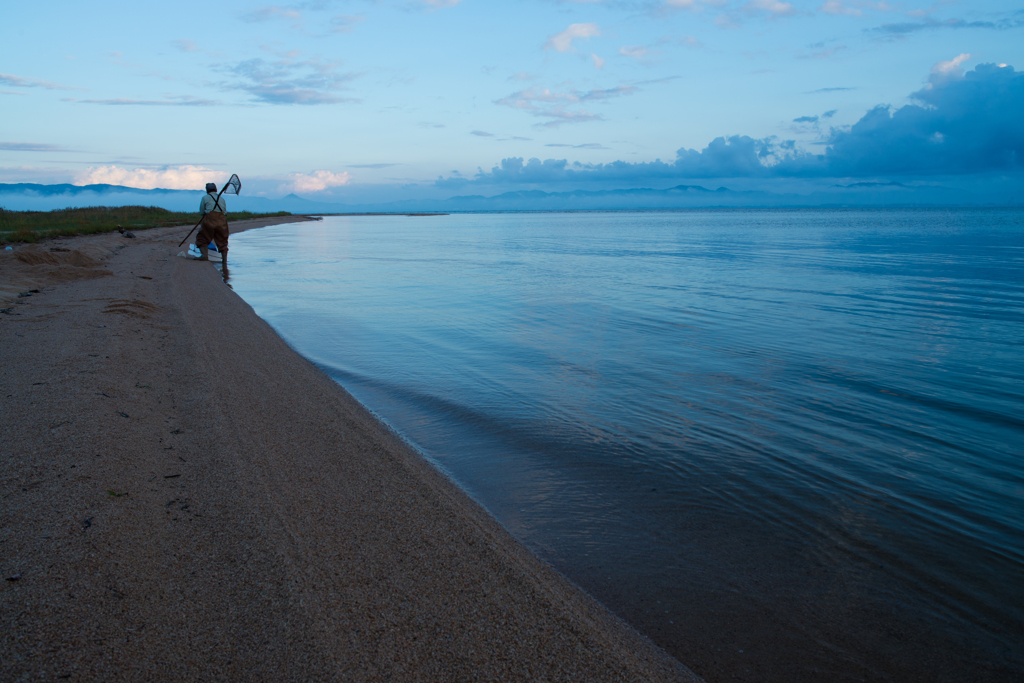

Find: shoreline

[0,219,698,681]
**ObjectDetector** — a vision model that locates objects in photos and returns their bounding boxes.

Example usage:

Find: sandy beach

[0,219,699,682]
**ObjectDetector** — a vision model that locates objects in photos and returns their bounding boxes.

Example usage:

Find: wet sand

[0,219,699,682]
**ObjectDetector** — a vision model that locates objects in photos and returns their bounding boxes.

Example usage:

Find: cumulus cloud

[545,23,601,53]
[929,53,971,84]
[823,61,1023,176]
[173,39,199,52]
[75,165,218,190]
[282,170,352,193]
[441,61,1024,186]
[436,136,805,188]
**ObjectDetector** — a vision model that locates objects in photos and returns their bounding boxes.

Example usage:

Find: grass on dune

[0,206,292,243]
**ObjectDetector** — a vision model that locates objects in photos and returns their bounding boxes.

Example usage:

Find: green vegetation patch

[0,206,292,243]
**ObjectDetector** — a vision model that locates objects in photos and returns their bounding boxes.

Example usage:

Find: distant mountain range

[1,181,1017,213]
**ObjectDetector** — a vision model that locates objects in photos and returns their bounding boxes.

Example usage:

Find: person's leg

[213,225,229,257]
[195,226,212,261]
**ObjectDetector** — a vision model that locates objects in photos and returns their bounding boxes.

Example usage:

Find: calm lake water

[229,209,1024,683]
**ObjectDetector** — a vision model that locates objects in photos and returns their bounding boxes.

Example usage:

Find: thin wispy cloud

[744,0,797,17]
[330,14,366,33]
[546,142,610,149]
[664,0,716,10]
[868,12,1024,36]
[582,85,639,100]
[819,0,893,16]
[69,96,220,106]
[0,73,83,91]
[799,42,847,59]
[496,84,638,127]
[0,142,72,152]
[421,0,464,8]
[222,55,360,104]
[707,0,797,27]
[630,34,702,56]
[243,6,303,23]
[545,23,601,53]
[820,0,861,15]
[620,46,654,60]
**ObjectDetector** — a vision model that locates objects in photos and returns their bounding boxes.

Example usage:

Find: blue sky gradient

[3,0,1023,202]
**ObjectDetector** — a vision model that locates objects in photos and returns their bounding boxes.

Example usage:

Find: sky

[2,0,1023,203]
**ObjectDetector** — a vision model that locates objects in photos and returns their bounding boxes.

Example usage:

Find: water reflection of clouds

[229,210,1024,683]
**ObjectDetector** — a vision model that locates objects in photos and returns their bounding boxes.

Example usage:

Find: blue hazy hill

[0,181,1013,213]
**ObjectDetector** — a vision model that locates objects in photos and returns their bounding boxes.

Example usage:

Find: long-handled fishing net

[178,174,242,247]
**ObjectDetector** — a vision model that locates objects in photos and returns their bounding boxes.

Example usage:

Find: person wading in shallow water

[195,182,229,264]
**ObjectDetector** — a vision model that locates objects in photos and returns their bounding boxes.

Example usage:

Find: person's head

[206,182,217,193]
